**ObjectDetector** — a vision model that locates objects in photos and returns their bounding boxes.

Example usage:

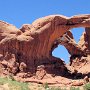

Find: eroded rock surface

[0,14,90,86]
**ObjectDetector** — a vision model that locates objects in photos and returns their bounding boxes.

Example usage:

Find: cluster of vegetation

[0,76,29,90]
[0,77,90,90]
[43,82,90,90]
[83,83,90,90]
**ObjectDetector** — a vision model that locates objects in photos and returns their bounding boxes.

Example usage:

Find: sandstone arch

[0,15,90,83]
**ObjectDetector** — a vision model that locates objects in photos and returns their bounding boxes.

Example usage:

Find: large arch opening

[52,27,85,64]
[52,45,70,64]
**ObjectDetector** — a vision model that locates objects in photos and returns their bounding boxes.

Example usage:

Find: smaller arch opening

[52,45,70,64]
[71,27,85,43]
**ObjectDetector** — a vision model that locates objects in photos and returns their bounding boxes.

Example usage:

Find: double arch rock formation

[0,14,90,83]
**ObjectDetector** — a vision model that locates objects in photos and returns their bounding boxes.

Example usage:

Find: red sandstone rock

[71,80,84,86]
[0,14,90,86]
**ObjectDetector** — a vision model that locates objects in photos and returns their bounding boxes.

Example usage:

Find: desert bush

[83,83,90,90]
[70,87,80,90]
[0,77,29,90]
[43,82,49,89]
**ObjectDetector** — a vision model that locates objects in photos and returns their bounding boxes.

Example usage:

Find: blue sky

[0,0,90,63]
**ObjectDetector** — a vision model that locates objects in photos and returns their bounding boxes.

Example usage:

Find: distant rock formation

[0,14,90,85]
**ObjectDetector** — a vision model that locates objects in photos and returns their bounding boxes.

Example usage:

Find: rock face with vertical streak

[0,14,90,85]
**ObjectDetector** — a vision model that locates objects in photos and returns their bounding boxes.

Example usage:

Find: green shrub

[84,83,90,90]
[43,82,49,89]
[0,77,29,90]
[70,87,80,90]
